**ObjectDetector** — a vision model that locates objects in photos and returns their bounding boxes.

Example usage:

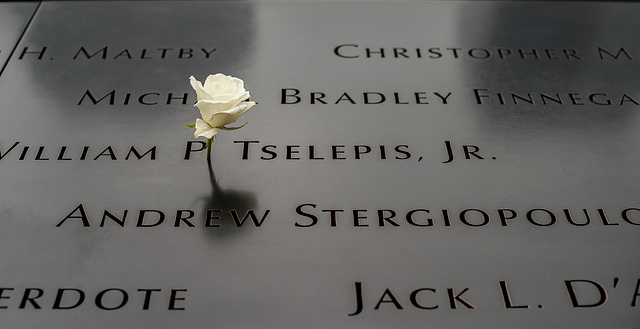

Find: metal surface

[0,1,639,328]
[0,2,38,76]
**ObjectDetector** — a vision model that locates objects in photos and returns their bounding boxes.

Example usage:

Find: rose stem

[206,138,213,160]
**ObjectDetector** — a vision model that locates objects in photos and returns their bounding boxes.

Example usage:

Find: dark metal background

[0,2,638,328]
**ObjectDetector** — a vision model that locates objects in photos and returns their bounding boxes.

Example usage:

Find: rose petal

[194,118,219,139]
[210,91,250,106]
[189,76,214,101]
[229,101,255,122]
[204,74,245,94]
[207,112,236,128]
[194,100,234,123]
[208,101,255,127]
[202,74,248,103]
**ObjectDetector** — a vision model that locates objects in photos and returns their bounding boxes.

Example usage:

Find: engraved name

[0,287,187,311]
[334,44,633,61]
[348,279,640,315]
[281,88,452,105]
[17,46,217,60]
[294,204,640,228]
[56,204,270,228]
[473,89,640,106]
[78,90,190,106]
[0,142,156,161]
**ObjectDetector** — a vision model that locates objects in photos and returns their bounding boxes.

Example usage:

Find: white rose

[189,74,255,139]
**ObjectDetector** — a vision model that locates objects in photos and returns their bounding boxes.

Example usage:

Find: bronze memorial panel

[0,1,638,328]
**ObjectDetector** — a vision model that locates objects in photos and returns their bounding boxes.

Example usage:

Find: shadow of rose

[200,159,258,243]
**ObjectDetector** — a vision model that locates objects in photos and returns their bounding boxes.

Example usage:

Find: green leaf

[183,122,195,128]
[219,122,248,131]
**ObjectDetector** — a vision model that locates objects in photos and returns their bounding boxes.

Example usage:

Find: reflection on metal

[0,2,39,77]
[202,157,259,242]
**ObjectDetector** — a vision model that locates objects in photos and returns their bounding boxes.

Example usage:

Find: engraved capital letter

[56,204,91,227]
[443,140,454,163]
[348,282,364,316]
